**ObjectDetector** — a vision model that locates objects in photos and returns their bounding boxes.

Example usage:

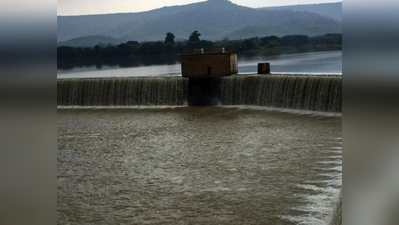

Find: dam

[57,45,342,224]
[57,72,342,224]
[57,74,342,112]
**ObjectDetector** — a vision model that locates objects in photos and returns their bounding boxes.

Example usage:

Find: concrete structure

[181,50,238,78]
[194,49,204,54]
[214,47,225,54]
[258,63,270,74]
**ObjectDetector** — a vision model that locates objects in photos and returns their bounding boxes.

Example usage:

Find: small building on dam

[181,48,238,78]
[180,48,272,106]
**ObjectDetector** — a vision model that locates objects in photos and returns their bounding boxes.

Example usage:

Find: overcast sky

[58,0,341,16]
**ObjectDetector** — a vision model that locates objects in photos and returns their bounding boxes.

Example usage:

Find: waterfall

[57,77,188,106]
[217,75,342,112]
[57,75,341,112]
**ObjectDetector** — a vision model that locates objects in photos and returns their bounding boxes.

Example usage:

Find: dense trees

[165,32,175,44]
[243,38,259,50]
[281,35,311,47]
[311,33,342,46]
[259,36,282,48]
[189,31,201,42]
[57,33,342,59]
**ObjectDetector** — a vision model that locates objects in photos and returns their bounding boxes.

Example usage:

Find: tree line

[58,31,342,59]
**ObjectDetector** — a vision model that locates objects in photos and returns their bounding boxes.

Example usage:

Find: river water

[57,51,342,79]
[57,107,342,224]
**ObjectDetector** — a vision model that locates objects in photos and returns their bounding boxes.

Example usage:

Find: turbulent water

[57,107,342,224]
[57,77,188,106]
[57,75,342,112]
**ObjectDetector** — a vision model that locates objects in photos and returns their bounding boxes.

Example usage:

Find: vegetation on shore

[57,32,342,59]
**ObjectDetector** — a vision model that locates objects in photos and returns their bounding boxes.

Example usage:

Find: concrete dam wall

[57,75,342,112]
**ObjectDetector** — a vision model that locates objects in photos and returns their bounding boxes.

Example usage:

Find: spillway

[57,77,188,106]
[57,75,342,112]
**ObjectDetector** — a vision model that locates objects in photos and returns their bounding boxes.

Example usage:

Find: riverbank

[244,45,342,55]
[57,34,342,61]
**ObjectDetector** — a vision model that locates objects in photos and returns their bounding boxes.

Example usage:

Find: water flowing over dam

[216,75,342,112]
[57,75,342,112]
[57,77,188,106]
[57,74,342,224]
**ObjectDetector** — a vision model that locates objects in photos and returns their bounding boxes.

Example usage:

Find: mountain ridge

[260,2,342,21]
[57,0,342,45]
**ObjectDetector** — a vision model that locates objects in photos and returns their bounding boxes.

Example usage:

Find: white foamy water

[281,137,342,225]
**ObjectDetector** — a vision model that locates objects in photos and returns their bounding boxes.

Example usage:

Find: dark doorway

[188,78,219,106]
[207,66,211,75]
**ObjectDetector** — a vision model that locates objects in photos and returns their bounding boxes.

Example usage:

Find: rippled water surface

[57,107,342,224]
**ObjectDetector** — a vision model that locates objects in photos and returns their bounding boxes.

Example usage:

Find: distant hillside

[226,11,342,40]
[57,35,121,47]
[260,2,342,22]
[57,0,342,45]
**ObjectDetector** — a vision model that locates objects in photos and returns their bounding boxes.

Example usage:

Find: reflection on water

[57,51,342,79]
[57,107,342,224]
[58,55,181,72]
[238,51,342,74]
